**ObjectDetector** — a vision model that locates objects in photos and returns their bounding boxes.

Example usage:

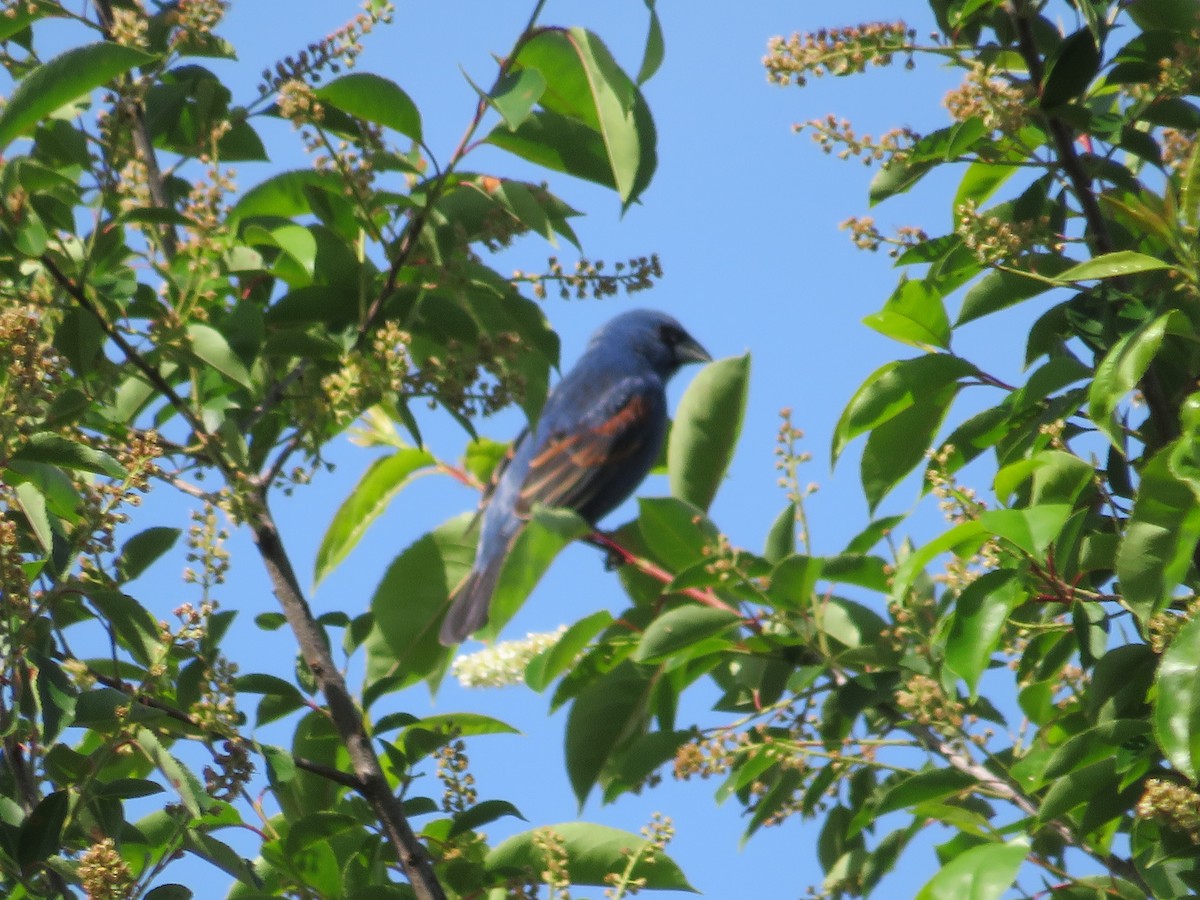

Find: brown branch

[1009,1,1176,446]
[92,0,179,259]
[247,494,445,899]
[909,722,1151,893]
[584,530,745,618]
[46,233,446,898]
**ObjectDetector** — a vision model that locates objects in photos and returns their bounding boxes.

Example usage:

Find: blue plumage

[439,309,711,645]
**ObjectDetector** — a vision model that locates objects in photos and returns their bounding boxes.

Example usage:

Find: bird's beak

[676,333,712,365]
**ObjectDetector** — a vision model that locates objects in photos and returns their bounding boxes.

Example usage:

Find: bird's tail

[439,560,502,646]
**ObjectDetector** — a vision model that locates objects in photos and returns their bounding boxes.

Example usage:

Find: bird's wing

[515,381,660,520]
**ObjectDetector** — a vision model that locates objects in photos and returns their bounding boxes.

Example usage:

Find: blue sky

[112,0,1058,896]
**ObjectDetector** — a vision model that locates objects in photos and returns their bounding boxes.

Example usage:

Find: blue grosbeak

[439,310,711,645]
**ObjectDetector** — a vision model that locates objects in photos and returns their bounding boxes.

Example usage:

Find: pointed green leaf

[315,448,436,584]
[833,354,977,462]
[489,67,547,130]
[668,354,749,511]
[862,278,951,350]
[914,838,1028,900]
[1155,615,1200,780]
[1088,312,1172,449]
[185,324,253,388]
[1055,251,1172,282]
[0,43,156,152]
[11,432,125,477]
[635,606,740,663]
[368,514,471,688]
[116,526,182,583]
[944,569,1025,697]
[565,661,657,804]
[315,72,422,141]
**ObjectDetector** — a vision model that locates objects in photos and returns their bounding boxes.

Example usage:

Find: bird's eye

[658,324,680,346]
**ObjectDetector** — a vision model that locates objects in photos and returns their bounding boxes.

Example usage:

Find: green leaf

[944,570,1025,698]
[763,503,796,563]
[861,383,957,510]
[488,110,617,193]
[17,791,68,866]
[565,661,657,804]
[525,609,613,692]
[487,821,695,891]
[768,553,822,610]
[1040,29,1100,109]
[1089,312,1174,450]
[914,838,1028,900]
[0,43,156,152]
[315,72,422,141]
[186,324,253,389]
[635,606,740,663]
[499,28,656,208]
[229,169,346,225]
[1181,137,1200,230]
[367,514,470,690]
[1043,720,1150,780]
[637,496,718,571]
[862,278,951,350]
[870,158,935,204]
[11,432,125,477]
[833,354,977,462]
[668,354,749,511]
[116,526,181,583]
[956,257,1070,326]
[488,68,547,130]
[315,448,436,584]
[1117,447,1200,623]
[1054,250,1173,282]
[637,3,665,84]
[449,799,526,838]
[87,589,164,667]
[138,727,205,818]
[977,504,1073,557]
[483,506,592,641]
[875,768,976,817]
[1155,615,1200,780]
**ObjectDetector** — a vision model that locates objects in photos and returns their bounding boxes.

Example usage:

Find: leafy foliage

[7,0,1200,898]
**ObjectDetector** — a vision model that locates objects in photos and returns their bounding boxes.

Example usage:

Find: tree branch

[247,493,445,899]
[1009,0,1177,446]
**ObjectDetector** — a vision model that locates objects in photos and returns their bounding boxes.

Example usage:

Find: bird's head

[590,309,711,379]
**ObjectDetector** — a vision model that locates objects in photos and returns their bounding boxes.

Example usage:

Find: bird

[439,309,712,645]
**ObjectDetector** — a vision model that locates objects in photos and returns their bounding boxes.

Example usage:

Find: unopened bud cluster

[955,200,1057,265]
[801,115,920,167]
[532,827,572,898]
[840,217,928,257]
[183,504,231,595]
[514,255,663,301]
[204,737,253,801]
[894,673,964,733]
[943,63,1031,134]
[438,739,478,813]
[258,1,395,93]
[764,23,915,87]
